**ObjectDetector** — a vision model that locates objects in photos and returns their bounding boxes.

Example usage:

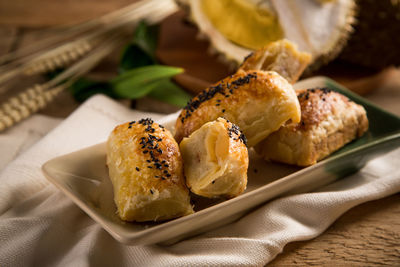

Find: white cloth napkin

[1,94,399,267]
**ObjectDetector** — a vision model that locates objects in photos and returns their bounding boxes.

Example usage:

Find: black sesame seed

[180,73,258,122]
[136,167,140,171]
[154,163,162,169]
[150,189,153,194]
[320,87,332,94]
[139,118,154,126]
[227,122,247,146]
[222,109,225,113]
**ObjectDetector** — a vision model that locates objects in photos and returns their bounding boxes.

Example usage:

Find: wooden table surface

[0,1,399,265]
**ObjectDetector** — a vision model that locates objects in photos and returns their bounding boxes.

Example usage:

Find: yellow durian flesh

[201,0,283,50]
[184,0,355,70]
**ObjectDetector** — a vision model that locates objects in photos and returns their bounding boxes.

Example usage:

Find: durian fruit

[339,0,400,69]
[178,0,356,70]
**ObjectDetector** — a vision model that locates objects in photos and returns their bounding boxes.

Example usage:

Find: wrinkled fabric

[1,94,399,267]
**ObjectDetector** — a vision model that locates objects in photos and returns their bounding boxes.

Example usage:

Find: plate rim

[42,76,400,245]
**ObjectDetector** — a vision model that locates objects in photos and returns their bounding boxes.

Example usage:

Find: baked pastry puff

[175,70,301,147]
[180,118,248,198]
[238,39,312,84]
[106,118,194,222]
[255,88,369,166]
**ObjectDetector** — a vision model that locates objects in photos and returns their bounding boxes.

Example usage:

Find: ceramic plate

[42,76,400,245]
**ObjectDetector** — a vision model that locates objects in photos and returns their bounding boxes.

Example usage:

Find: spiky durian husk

[339,0,400,69]
[178,0,357,73]
[306,0,356,72]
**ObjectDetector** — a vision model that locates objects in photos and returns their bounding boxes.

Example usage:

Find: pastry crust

[180,118,248,198]
[175,70,301,147]
[106,118,193,222]
[238,39,312,84]
[255,88,369,166]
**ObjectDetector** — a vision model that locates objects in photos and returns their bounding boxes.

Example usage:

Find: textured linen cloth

[0,94,399,267]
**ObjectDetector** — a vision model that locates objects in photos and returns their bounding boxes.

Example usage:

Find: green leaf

[111,65,183,98]
[133,21,159,59]
[148,79,192,107]
[119,44,155,73]
[118,21,160,73]
[53,22,190,106]
[112,79,162,99]
[68,78,115,102]
[113,65,183,83]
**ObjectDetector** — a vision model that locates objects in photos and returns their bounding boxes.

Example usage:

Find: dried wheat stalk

[0,32,127,132]
[0,84,65,131]
[0,0,178,131]
[0,0,174,66]
[0,0,178,86]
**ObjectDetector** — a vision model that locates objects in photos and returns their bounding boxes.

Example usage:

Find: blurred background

[0,0,399,119]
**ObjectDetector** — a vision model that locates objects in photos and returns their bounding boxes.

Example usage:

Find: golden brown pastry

[238,39,312,84]
[255,88,369,166]
[180,117,248,199]
[175,70,301,147]
[106,118,194,222]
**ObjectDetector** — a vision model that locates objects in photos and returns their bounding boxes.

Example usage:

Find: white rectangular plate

[42,77,400,245]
